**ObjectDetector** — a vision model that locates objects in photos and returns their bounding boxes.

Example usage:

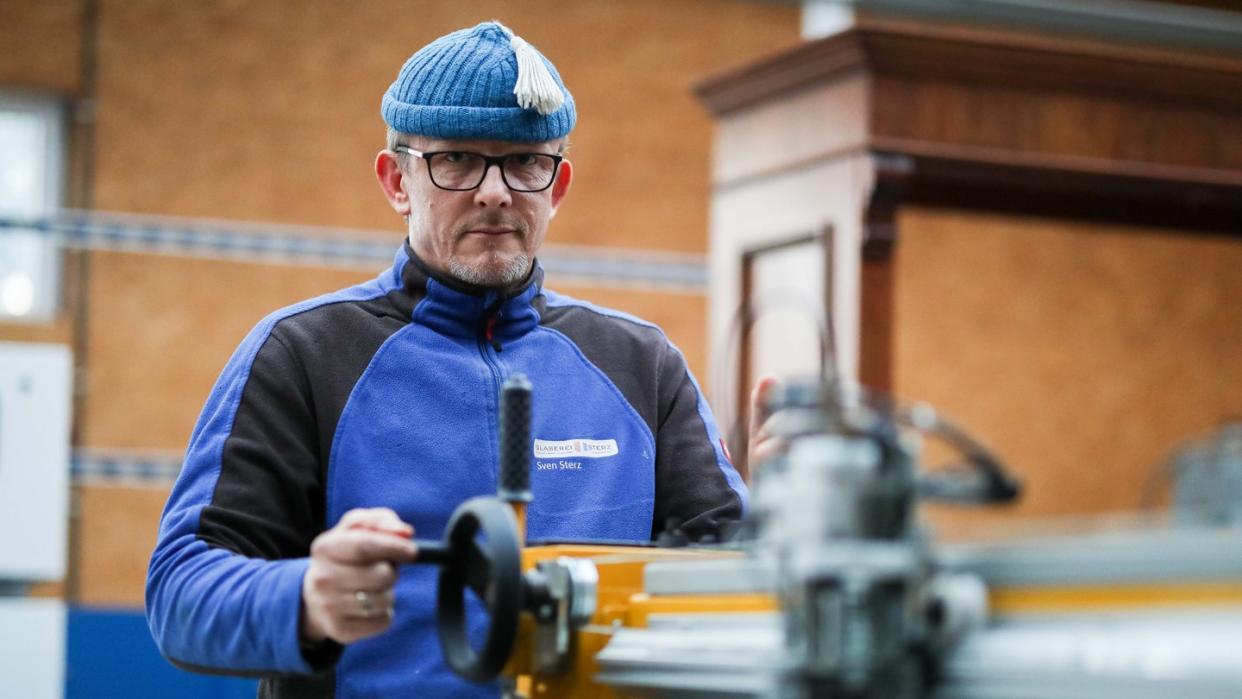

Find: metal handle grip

[412,539,453,565]
[498,373,533,503]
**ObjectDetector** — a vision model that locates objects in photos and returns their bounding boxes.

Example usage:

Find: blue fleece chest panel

[325,287,657,697]
[327,322,655,538]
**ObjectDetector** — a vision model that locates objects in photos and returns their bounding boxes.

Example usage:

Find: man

[147,21,750,697]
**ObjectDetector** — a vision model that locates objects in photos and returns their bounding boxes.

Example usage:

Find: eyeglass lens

[427,152,558,192]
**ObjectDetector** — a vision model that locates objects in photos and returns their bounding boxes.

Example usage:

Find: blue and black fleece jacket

[146,244,747,697]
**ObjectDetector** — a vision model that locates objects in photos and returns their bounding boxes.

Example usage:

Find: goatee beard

[447,253,531,288]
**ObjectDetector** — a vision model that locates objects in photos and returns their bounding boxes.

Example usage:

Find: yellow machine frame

[500,535,1242,697]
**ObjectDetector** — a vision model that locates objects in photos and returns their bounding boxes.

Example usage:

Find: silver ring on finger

[355,589,376,618]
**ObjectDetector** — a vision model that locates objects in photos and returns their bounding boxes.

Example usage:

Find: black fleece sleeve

[197,331,326,559]
[651,343,746,541]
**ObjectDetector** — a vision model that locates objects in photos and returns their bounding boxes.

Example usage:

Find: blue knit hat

[382,21,576,143]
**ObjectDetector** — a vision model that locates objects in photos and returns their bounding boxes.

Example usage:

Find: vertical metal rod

[66,0,101,606]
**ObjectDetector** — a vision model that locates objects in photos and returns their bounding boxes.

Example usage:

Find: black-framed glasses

[393,146,563,193]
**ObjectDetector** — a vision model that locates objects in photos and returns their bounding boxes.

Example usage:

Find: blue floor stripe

[67,607,258,699]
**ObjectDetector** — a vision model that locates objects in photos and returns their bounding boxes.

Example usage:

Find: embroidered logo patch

[533,438,619,459]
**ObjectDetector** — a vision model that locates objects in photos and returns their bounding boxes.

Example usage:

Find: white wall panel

[0,599,65,699]
[0,342,71,580]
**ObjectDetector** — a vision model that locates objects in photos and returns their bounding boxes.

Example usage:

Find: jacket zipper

[484,313,503,352]
[478,308,506,486]
[478,308,506,384]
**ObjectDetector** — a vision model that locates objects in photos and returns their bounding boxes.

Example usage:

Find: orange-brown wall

[1,0,800,605]
[894,208,1242,536]
[0,0,82,93]
[89,0,796,251]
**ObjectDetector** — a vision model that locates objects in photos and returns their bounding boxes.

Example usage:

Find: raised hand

[300,507,419,645]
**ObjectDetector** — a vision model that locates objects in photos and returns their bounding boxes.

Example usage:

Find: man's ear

[375,150,411,217]
[548,159,573,216]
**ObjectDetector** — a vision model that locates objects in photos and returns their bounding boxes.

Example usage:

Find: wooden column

[697,17,1242,399]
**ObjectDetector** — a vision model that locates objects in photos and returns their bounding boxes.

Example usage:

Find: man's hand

[746,376,782,482]
[301,507,419,645]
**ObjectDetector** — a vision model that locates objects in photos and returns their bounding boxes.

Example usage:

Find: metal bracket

[532,557,599,673]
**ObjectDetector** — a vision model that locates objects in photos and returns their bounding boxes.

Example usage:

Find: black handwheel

[436,497,523,683]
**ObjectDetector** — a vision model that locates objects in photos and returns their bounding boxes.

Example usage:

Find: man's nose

[474,163,512,208]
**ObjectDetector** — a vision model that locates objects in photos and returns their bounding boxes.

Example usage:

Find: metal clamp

[529,556,599,673]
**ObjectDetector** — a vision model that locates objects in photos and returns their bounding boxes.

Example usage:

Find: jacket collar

[396,242,542,341]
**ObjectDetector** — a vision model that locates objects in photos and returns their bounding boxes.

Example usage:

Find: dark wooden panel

[871,75,1242,173]
[698,18,1242,117]
[859,255,895,394]
[859,19,1242,111]
[871,141,1242,236]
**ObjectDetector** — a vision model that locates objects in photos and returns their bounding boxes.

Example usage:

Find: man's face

[377,137,572,288]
